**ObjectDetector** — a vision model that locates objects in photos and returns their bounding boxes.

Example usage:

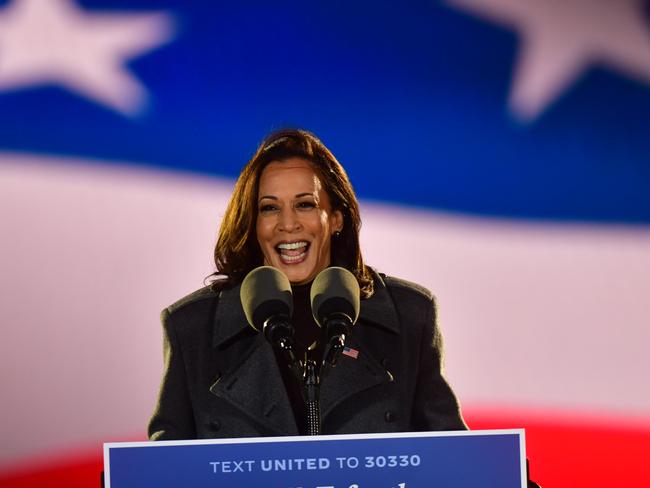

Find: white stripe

[0,154,232,467]
[361,203,650,416]
[1,153,649,468]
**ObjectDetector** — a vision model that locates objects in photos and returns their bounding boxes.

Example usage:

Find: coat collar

[212,281,248,348]
[212,269,400,348]
[356,270,400,334]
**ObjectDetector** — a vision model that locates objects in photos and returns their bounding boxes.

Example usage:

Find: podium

[104,429,526,487]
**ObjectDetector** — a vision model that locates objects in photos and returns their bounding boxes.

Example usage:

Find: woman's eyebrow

[259,192,316,202]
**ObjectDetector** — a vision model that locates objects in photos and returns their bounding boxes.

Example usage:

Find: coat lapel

[208,272,400,432]
[209,283,299,436]
[320,273,400,419]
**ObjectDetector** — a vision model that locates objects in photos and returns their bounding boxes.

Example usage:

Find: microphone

[240,266,301,377]
[241,266,293,340]
[310,267,360,366]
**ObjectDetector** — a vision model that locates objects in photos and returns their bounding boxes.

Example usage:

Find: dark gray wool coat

[148,271,467,440]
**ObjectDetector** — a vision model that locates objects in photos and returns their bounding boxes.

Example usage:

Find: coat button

[210,419,221,431]
[384,411,396,423]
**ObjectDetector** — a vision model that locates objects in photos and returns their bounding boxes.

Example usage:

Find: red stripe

[464,408,650,487]
[1,410,648,487]
[0,454,103,488]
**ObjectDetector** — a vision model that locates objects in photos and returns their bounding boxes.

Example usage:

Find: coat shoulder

[380,273,433,302]
[165,284,220,316]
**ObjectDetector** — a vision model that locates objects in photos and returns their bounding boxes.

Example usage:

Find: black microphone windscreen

[240,266,293,331]
[310,267,360,327]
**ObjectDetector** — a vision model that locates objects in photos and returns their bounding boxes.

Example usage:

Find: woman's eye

[297,201,316,209]
[259,204,278,213]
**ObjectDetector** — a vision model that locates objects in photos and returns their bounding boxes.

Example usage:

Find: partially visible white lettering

[364,454,421,469]
[335,456,360,469]
[209,460,256,473]
[259,458,331,472]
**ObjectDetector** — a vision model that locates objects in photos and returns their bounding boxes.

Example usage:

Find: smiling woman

[212,129,374,297]
[148,129,467,441]
[256,158,343,284]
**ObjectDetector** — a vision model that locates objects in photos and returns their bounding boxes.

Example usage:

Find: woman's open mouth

[276,241,309,264]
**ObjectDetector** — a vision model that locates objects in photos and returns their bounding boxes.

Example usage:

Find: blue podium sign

[104,429,526,487]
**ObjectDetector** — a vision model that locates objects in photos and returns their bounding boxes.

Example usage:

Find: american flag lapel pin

[342,346,359,359]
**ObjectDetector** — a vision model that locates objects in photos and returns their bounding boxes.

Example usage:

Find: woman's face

[256,158,343,285]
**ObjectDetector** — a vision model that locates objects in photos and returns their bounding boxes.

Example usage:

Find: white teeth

[280,252,306,262]
[277,241,307,250]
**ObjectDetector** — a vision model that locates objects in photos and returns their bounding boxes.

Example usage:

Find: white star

[0,0,175,116]
[446,0,650,121]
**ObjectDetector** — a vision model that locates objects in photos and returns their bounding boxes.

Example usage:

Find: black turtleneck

[272,282,326,434]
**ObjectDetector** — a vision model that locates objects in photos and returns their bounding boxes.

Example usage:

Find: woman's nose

[278,208,301,232]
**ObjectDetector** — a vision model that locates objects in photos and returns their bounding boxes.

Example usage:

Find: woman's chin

[281,263,319,285]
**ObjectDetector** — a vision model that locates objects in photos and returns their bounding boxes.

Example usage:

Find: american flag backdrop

[1,1,649,486]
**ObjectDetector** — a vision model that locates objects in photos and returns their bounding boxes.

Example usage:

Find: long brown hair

[212,129,374,298]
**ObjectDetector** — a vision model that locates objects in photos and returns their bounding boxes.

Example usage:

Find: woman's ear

[331,209,344,234]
